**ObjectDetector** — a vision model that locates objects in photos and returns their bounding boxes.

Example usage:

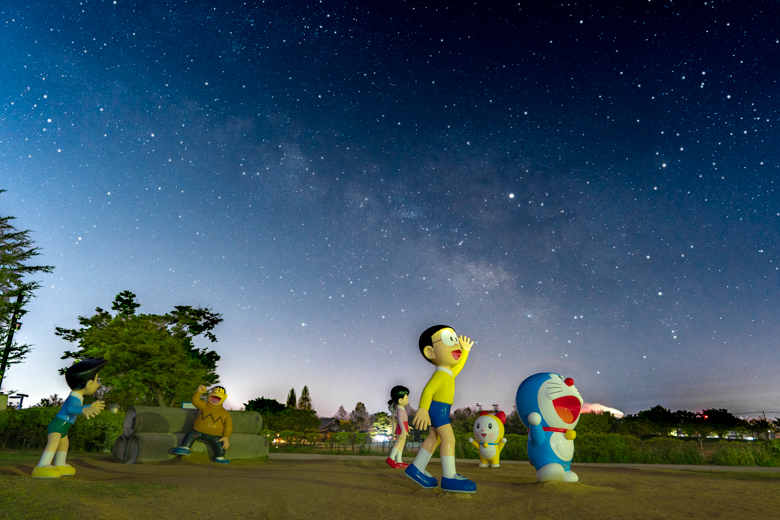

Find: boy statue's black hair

[65,358,108,390]
[418,324,452,364]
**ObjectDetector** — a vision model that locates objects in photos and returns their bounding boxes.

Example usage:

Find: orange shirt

[192,394,233,438]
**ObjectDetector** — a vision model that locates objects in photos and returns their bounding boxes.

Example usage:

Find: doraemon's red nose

[564,377,574,387]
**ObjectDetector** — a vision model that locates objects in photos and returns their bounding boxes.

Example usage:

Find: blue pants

[180,430,226,458]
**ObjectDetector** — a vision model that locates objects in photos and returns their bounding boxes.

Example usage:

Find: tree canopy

[335,405,348,421]
[244,396,286,416]
[349,402,371,432]
[245,395,319,432]
[56,291,223,408]
[371,411,392,437]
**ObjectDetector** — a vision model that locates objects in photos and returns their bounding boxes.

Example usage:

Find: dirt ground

[1,451,779,519]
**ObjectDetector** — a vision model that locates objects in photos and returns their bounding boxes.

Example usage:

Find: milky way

[2,0,779,418]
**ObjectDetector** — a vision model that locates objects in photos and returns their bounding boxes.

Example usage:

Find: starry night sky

[2,0,779,418]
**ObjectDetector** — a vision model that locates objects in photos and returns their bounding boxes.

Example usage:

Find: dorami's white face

[473,414,501,443]
[537,374,583,429]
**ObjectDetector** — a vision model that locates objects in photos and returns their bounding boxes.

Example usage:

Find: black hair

[418,324,452,364]
[387,385,410,412]
[65,358,108,390]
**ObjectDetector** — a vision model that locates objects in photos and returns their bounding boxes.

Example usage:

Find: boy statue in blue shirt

[32,358,107,478]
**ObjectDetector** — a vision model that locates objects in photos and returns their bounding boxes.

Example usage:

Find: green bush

[330,432,368,445]
[573,433,703,464]
[500,433,529,461]
[710,440,780,467]
[0,407,58,449]
[278,430,320,447]
[0,407,124,452]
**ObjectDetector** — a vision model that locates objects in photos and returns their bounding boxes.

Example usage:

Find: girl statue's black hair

[388,385,410,412]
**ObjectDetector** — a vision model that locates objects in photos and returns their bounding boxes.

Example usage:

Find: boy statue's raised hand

[458,335,474,352]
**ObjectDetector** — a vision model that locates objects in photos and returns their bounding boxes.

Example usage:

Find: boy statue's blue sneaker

[404,464,438,489]
[172,447,190,456]
[214,458,230,464]
[440,474,477,493]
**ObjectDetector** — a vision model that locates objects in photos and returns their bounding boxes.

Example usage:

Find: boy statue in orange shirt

[173,385,233,464]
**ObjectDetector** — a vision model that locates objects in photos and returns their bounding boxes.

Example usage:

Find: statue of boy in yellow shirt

[404,325,475,493]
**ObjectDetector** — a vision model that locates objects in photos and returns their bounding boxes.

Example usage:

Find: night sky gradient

[2,0,779,418]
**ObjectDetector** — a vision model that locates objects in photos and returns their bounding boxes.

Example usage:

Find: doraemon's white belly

[550,432,574,461]
[478,444,497,459]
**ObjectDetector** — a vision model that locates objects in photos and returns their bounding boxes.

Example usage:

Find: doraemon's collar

[543,427,569,433]
[435,366,454,377]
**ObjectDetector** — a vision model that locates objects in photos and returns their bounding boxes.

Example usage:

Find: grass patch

[680,470,780,482]
[0,476,177,520]
[710,440,780,467]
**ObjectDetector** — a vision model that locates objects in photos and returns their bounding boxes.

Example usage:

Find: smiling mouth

[552,395,581,424]
[209,396,221,404]
[451,349,462,361]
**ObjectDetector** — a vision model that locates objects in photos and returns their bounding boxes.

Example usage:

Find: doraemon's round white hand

[501,438,507,444]
[468,437,474,443]
[528,412,541,426]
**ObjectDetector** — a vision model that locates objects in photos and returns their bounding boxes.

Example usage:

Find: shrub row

[0,407,123,452]
[4,409,779,467]
[271,431,780,467]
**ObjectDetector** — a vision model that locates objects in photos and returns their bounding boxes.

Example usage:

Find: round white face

[473,415,501,443]
[537,374,583,429]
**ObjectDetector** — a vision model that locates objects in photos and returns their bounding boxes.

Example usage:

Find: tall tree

[0,192,55,391]
[56,291,223,408]
[349,402,370,432]
[286,388,297,409]
[335,405,349,421]
[297,385,312,411]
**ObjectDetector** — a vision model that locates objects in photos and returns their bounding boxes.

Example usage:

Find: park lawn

[1,451,779,519]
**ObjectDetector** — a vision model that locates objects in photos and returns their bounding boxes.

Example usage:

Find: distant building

[319,417,341,438]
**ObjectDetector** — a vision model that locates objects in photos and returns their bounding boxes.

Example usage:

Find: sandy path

[1,452,779,519]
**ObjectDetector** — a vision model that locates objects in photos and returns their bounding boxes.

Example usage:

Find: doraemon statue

[516,373,583,482]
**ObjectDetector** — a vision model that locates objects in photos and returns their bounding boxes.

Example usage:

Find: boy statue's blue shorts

[429,401,452,428]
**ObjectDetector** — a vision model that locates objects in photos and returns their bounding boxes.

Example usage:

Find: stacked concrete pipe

[113,406,267,464]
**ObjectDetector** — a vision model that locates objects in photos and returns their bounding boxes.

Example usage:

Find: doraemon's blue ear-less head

[516,373,583,429]
[516,373,552,427]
